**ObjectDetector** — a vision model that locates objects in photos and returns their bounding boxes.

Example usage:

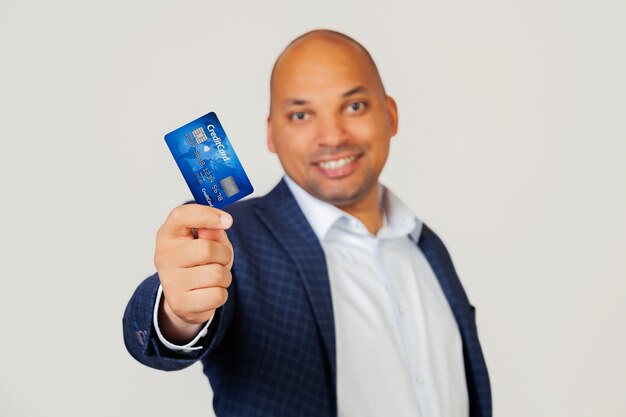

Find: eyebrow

[282,98,310,109]
[281,85,370,109]
[342,85,369,97]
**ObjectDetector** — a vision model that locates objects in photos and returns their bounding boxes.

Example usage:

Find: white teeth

[318,156,356,170]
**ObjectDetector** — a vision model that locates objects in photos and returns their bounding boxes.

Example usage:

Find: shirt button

[416,376,425,385]
[399,304,407,314]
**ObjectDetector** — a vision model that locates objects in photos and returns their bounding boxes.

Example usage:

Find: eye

[346,101,367,113]
[289,111,310,121]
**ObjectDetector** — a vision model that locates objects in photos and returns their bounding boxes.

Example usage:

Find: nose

[315,113,346,147]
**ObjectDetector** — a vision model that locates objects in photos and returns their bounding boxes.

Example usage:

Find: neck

[340,185,384,235]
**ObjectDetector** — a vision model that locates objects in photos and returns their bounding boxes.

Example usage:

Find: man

[124,30,491,417]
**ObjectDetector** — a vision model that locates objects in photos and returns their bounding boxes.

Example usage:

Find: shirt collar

[283,175,422,242]
[284,175,345,240]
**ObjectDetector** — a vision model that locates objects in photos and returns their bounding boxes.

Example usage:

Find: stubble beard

[304,166,379,209]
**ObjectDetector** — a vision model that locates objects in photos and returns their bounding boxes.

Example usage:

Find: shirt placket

[372,236,425,417]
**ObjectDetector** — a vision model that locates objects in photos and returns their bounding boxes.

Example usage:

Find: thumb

[197,227,234,269]
[197,227,227,242]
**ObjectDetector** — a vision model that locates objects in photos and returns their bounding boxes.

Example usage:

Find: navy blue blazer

[124,179,491,417]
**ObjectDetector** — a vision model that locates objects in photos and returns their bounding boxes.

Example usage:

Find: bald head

[269,30,386,112]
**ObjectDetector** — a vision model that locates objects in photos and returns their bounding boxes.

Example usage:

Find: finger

[196,229,234,270]
[159,238,233,268]
[183,287,229,315]
[197,228,232,248]
[186,264,232,290]
[162,204,233,238]
[162,289,222,324]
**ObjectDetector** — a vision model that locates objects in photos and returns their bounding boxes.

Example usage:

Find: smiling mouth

[316,155,357,170]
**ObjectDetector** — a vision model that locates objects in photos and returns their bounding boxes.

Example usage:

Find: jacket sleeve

[122,272,231,371]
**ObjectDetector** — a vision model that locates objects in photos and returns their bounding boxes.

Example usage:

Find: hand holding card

[155,112,251,344]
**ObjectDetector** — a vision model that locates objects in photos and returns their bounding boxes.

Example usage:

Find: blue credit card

[165,112,253,208]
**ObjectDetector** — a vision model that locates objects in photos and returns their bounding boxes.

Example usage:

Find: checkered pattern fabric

[123,179,491,417]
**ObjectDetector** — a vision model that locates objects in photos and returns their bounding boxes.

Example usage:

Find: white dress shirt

[285,176,469,417]
[155,176,469,416]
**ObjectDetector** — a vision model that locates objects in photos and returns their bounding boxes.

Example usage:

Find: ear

[385,95,399,137]
[267,114,277,153]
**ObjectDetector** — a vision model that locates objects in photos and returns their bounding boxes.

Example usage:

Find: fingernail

[220,213,232,227]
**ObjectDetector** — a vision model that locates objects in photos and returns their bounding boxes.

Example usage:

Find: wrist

[159,297,208,344]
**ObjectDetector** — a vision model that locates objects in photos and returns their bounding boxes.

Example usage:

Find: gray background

[1,0,624,416]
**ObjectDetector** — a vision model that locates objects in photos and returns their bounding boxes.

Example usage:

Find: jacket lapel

[252,180,337,388]
[417,223,473,343]
[417,224,491,417]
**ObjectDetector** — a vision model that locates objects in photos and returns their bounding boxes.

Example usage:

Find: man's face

[267,37,398,208]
